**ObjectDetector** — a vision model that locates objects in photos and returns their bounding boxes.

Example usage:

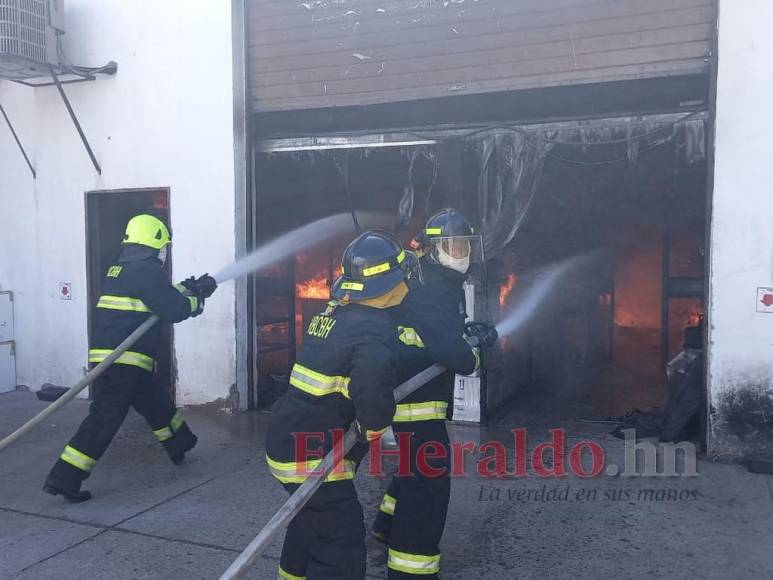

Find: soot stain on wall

[714,380,773,457]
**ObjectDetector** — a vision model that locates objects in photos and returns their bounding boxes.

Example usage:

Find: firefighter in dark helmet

[373,208,498,579]
[43,214,217,502]
[266,230,416,580]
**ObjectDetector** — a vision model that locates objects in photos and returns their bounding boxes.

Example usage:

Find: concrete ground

[1,390,772,579]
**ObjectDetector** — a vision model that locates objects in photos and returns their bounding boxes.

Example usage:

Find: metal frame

[257,112,708,153]
[233,0,251,411]
[14,69,98,87]
[0,100,35,177]
[1,60,113,179]
[702,0,721,455]
[4,58,116,177]
[49,65,102,174]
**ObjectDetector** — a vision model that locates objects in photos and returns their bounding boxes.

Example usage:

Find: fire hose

[218,363,447,580]
[0,315,160,453]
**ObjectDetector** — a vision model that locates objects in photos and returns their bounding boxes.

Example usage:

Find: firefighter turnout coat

[89,256,198,372]
[265,300,400,483]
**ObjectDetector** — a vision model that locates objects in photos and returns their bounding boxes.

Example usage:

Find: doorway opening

[85,188,173,399]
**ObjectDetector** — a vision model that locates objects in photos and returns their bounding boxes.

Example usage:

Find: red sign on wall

[757,287,773,313]
[59,282,72,301]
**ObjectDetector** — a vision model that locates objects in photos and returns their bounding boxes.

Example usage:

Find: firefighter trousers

[279,480,367,580]
[373,420,450,579]
[47,364,195,488]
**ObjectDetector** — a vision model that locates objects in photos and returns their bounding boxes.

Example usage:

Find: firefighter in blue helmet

[44,214,217,502]
[373,209,498,579]
[266,230,416,580]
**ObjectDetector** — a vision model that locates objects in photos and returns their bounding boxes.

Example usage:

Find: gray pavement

[1,390,772,579]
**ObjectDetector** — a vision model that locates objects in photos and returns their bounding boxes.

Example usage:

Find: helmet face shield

[441,238,471,260]
[428,235,483,274]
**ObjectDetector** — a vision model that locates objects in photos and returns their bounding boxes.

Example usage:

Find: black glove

[464,321,498,348]
[181,274,218,300]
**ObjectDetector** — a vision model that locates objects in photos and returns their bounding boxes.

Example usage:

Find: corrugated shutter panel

[247,0,715,113]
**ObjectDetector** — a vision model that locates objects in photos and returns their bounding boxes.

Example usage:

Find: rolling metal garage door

[247,0,715,113]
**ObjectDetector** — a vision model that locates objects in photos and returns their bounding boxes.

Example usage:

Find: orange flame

[688,306,703,326]
[295,259,343,300]
[499,273,517,308]
[296,276,330,299]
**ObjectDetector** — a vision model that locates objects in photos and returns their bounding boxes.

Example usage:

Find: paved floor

[1,390,772,579]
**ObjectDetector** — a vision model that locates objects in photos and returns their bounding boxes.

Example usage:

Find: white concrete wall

[0,0,237,405]
[709,0,773,454]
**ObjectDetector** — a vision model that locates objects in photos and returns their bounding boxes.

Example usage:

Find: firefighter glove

[464,321,498,348]
[181,274,218,300]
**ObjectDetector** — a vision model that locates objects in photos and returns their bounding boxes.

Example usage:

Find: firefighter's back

[266,300,398,471]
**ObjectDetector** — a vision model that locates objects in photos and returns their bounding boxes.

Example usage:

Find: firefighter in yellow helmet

[44,214,217,502]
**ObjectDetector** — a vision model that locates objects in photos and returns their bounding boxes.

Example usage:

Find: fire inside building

[249,113,708,431]
[236,0,716,451]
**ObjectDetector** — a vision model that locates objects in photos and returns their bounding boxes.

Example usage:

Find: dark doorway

[488,140,707,425]
[85,189,173,399]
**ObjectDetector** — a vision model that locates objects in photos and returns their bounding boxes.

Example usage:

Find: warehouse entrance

[249,110,710,442]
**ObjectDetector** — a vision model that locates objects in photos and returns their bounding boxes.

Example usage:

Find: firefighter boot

[162,422,198,465]
[43,470,92,503]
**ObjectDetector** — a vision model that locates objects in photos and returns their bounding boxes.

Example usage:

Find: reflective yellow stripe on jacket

[289,363,351,398]
[88,349,155,372]
[393,401,448,423]
[388,549,441,575]
[266,455,355,484]
[96,295,152,313]
[398,326,425,348]
[380,493,397,516]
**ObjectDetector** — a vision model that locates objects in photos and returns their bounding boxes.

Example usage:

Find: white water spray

[213,213,376,283]
[495,252,601,338]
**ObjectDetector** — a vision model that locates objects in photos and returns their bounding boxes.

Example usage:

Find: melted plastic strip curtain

[396,147,438,230]
[257,112,706,257]
[468,113,707,256]
[475,131,553,257]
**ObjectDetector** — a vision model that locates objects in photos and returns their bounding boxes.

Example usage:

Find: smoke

[213,213,386,284]
[495,251,603,338]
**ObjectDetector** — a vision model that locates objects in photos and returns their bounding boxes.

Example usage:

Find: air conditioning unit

[0,0,64,80]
